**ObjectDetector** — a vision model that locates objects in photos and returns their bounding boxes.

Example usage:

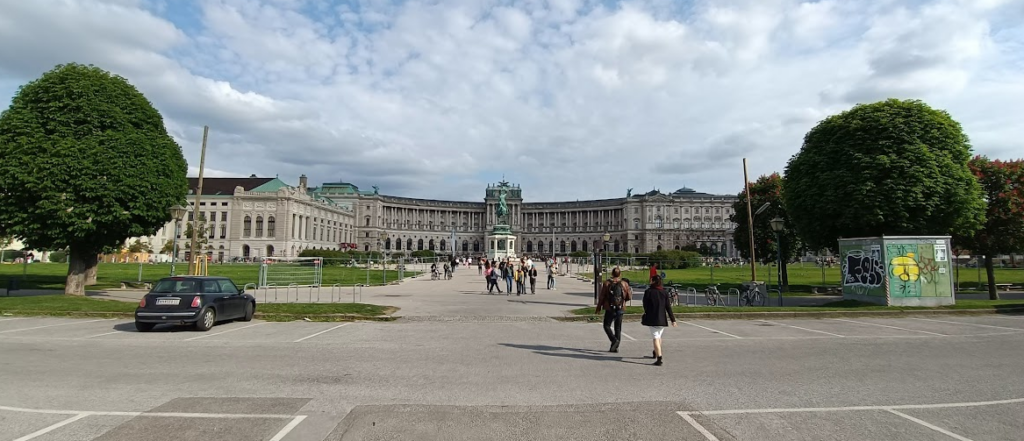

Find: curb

[0,310,398,322]
[553,307,1024,322]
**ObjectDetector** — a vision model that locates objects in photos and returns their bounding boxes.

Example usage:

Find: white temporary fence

[258,257,323,288]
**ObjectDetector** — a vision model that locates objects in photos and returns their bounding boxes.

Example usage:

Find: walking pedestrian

[641,275,677,366]
[503,262,514,293]
[595,267,632,353]
[529,265,537,294]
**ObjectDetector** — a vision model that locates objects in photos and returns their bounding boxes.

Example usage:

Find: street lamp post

[379,232,387,284]
[168,204,187,276]
[770,216,785,297]
[593,232,611,305]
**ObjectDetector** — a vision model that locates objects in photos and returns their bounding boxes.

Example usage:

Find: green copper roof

[249,178,291,192]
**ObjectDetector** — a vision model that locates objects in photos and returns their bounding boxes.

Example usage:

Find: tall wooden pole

[188,126,209,275]
[743,158,757,281]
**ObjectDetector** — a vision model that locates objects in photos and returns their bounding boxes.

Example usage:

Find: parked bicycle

[705,284,723,306]
[740,283,765,306]
[667,284,680,306]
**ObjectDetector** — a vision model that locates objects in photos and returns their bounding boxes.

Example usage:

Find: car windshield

[152,279,198,294]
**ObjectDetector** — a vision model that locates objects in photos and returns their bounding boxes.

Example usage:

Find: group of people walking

[595,267,677,366]
[481,256,543,295]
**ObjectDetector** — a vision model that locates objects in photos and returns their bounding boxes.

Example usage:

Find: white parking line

[911,317,1024,332]
[294,323,351,342]
[0,405,302,419]
[185,322,267,341]
[13,413,89,441]
[269,415,308,441]
[833,318,946,336]
[679,396,1024,415]
[677,412,720,441]
[0,319,107,334]
[81,331,121,339]
[759,320,845,337]
[886,409,973,441]
[621,332,636,341]
[681,321,742,339]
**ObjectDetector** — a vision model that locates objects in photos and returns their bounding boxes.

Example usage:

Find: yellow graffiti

[890,253,920,282]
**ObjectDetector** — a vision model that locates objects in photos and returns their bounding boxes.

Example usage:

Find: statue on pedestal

[627,188,633,198]
[496,187,509,225]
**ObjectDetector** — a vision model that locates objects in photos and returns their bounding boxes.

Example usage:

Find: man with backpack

[595,267,632,353]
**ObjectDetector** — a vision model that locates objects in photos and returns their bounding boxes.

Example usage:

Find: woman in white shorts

[641,275,677,366]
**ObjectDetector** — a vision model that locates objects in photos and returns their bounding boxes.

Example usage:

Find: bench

[811,285,843,294]
[995,283,1013,292]
[120,281,153,289]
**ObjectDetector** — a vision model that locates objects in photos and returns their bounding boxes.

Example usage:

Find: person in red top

[649,264,658,284]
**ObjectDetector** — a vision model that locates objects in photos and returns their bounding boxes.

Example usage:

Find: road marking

[81,331,121,339]
[679,396,1024,416]
[269,415,308,441]
[760,320,845,337]
[833,318,947,336]
[681,321,742,339]
[621,332,636,341]
[0,319,107,334]
[13,413,90,441]
[886,409,973,441]
[911,317,1024,332]
[294,323,351,342]
[0,405,301,419]
[676,412,720,441]
[185,322,267,341]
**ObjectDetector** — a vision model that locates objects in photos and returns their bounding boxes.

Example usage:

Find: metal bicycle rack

[330,284,341,303]
[685,287,698,306]
[352,284,363,303]
[265,283,278,303]
[768,289,783,307]
[726,288,740,307]
[287,283,298,303]
[243,283,258,302]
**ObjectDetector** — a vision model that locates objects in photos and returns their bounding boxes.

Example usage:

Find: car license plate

[155,298,180,306]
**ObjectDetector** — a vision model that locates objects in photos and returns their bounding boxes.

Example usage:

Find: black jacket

[641,286,676,327]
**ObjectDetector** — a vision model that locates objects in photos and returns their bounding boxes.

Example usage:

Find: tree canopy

[783,98,985,251]
[729,173,801,264]
[953,156,1024,299]
[0,63,188,294]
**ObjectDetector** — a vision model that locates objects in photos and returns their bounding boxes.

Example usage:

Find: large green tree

[0,63,188,295]
[954,156,1024,300]
[783,98,985,251]
[729,173,801,288]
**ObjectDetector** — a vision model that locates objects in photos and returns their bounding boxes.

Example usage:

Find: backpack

[530,268,537,278]
[608,281,625,310]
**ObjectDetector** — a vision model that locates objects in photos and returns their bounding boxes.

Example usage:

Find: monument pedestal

[486,225,517,261]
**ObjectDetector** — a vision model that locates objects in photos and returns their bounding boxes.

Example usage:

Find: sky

[1,0,1022,202]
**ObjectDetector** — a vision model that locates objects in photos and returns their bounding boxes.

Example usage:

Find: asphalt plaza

[3,308,1024,441]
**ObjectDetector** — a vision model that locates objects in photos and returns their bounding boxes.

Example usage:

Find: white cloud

[1,0,1023,202]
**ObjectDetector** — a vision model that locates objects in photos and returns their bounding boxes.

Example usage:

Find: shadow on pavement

[507,300,588,308]
[499,343,651,364]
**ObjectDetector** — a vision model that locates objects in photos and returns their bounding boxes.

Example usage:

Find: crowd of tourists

[479,255,554,295]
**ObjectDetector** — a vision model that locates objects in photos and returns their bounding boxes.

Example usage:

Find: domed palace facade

[133,176,739,261]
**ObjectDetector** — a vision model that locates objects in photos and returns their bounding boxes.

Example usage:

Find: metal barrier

[287,283,298,303]
[330,284,341,303]
[685,287,698,306]
[726,288,740,307]
[243,283,257,302]
[352,284,363,303]
[768,289,783,307]
[265,283,278,303]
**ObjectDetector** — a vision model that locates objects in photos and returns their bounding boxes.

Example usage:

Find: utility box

[838,236,954,306]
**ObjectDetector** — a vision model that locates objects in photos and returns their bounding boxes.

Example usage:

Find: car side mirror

[239,288,245,294]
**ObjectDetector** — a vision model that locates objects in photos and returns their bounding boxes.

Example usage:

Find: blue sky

[1,0,1023,202]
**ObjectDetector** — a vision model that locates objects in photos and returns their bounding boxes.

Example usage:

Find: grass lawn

[610,263,1024,293]
[0,295,394,319]
[570,299,1024,315]
[0,262,418,291]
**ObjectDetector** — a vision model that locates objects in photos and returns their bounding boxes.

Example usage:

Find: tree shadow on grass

[499,343,650,365]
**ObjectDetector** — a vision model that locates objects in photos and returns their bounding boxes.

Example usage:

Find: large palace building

[138,176,740,261]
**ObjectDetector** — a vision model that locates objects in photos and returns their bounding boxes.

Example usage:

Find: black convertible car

[134,276,255,332]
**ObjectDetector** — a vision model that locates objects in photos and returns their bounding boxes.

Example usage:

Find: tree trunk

[985,254,999,300]
[84,253,99,285]
[65,247,89,296]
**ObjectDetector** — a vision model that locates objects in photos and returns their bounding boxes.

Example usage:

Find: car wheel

[195,308,216,331]
[135,321,156,332]
[241,302,254,322]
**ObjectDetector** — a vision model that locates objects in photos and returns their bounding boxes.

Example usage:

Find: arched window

[429,239,435,250]
[364,243,370,251]
[217,246,224,263]
[462,241,469,252]
[207,222,215,239]
[582,240,588,252]
[673,219,680,229]
[440,239,446,251]
[267,216,276,237]
[266,245,275,257]
[394,238,401,250]
[407,239,413,250]
[570,240,577,252]
[633,218,640,229]
[219,224,226,239]
[242,244,250,258]
[473,241,480,252]
[255,216,264,238]
[365,217,371,226]
[655,217,663,229]
[418,239,424,250]
[560,241,567,253]
[243,216,252,237]
[538,241,545,253]
[614,240,620,252]
[657,245,663,251]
